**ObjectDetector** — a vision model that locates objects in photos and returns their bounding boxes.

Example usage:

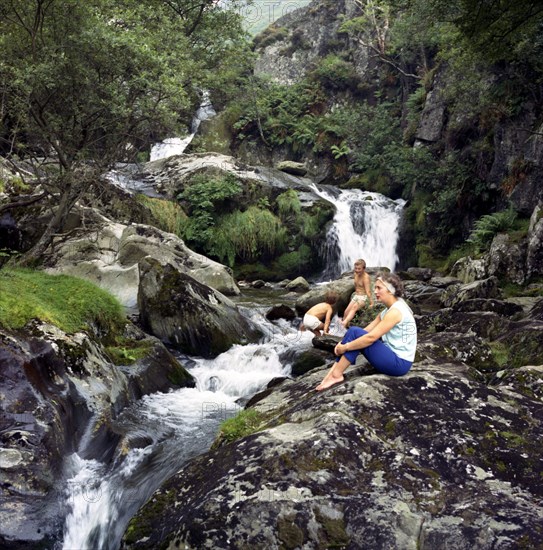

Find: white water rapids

[61,309,338,550]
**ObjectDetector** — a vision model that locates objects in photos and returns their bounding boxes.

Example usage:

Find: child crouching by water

[301,292,339,337]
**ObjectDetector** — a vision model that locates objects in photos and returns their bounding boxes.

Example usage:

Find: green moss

[123,489,177,546]
[315,509,350,548]
[105,340,153,365]
[214,408,266,446]
[167,363,195,387]
[277,517,305,549]
[489,341,510,368]
[0,268,125,335]
[500,431,526,447]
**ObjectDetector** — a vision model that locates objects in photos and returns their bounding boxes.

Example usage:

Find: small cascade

[60,307,315,550]
[311,184,406,278]
[150,91,216,161]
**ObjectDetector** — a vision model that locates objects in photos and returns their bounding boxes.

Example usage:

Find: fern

[467,208,517,252]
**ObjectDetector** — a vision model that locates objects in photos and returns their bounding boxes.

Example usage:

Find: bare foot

[316,374,344,391]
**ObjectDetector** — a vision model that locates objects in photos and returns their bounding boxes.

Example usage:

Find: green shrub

[467,208,517,252]
[136,194,187,237]
[211,206,287,266]
[271,245,313,275]
[0,268,125,334]
[276,189,301,219]
[179,173,243,249]
[310,54,359,90]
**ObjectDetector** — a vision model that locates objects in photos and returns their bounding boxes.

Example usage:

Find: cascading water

[149,91,216,162]
[60,307,324,550]
[60,164,406,549]
[311,184,406,279]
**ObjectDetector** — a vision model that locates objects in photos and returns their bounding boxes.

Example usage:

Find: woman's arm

[335,308,402,355]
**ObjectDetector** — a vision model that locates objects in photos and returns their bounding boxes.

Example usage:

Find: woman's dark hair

[376,272,405,298]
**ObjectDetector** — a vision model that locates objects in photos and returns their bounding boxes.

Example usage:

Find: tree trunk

[17,179,84,267]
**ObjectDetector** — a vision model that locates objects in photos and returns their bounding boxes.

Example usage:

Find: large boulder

[137,258,262,358]
[122,360,543,549]
[487,233,527,284]
[295,277,354,316]
[441,277,500,308]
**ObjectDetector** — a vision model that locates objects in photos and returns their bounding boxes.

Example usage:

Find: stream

[61,147,405,548]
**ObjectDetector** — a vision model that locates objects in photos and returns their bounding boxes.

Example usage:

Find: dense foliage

[224,0,543,267]
[0,0,250,263]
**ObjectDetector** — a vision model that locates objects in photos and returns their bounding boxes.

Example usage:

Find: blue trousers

[337,326,412,376]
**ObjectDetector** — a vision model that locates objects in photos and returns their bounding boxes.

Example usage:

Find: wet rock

[0,321,193,549]
[285,276,310,292]
[265,304,296,322]
[138,257,262,358]
[276,160,307,176]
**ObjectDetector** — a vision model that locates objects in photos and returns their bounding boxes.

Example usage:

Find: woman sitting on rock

[316,272,417,391]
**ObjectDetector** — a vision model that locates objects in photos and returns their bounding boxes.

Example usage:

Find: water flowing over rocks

[0,322,194,549]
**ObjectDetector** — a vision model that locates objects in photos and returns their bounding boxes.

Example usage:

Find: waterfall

[149,91,216,162]
[60,307,323,550]
[311,184,406,279]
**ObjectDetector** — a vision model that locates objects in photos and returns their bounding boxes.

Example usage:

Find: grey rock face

[137,257,262,358]
[441,277,500,308]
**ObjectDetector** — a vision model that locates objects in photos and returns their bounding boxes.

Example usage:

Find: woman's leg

[316,327,364,390]
[359,334,412,376]
[316,355,351,391]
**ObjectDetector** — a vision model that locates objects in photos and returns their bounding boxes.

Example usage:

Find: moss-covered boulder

[138,258,262,358]
[121,360,543,549]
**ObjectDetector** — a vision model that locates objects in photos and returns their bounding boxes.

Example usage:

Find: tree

[0,0,248,264]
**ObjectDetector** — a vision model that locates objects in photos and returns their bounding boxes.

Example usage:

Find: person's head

[354,259,366,273]
[374,272,404,299]
[325,291,339,305]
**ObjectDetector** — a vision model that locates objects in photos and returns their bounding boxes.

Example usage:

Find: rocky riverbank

[122,271,543,549]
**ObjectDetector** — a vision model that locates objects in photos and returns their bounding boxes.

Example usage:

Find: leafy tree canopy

[0,0,250,263]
